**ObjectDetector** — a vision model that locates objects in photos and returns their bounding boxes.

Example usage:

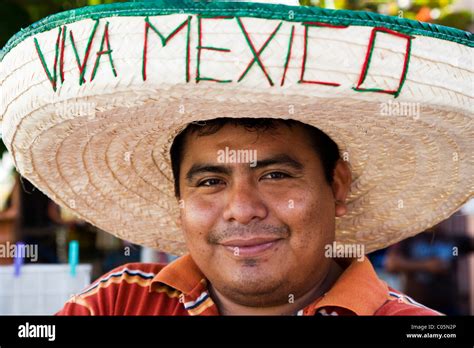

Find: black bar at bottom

[0,316,472,346]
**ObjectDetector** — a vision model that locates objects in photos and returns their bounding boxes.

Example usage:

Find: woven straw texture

[1,1,473,255]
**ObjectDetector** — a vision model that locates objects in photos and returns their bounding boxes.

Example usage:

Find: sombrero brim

[1,1,473,255]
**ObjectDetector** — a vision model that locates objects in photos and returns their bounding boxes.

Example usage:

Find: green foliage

[435,11,472,30]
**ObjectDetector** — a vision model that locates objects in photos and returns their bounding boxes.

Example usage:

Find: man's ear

[331,159,352,217]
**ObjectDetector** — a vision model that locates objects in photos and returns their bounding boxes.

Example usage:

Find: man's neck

[209,260,344,315]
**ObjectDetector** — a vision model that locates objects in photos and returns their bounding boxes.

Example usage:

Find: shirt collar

[150,254,206,296]
[306,257,389,315]
[151,254,389,315]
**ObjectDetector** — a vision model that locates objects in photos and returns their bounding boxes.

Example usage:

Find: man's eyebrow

[185,164,232,182]
[185,154,303,183]
[254,154,304,171]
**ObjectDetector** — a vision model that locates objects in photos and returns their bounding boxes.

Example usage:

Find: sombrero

[1,0,472,255]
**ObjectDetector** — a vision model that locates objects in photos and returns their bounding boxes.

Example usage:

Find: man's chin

[216,243,289,283]
[218,259,286,291]
[217,275,288,307]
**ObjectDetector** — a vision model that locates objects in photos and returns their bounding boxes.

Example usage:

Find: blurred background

[0,0,473,315]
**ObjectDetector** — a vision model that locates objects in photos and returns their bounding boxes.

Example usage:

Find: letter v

[34,27,62,91]
[69,19,100,85]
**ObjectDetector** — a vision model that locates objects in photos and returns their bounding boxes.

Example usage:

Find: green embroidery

[3,0,471,62]
[142,16,190,81]
[298,23,343,87]
[60,25,66,83]
[145,16,189,46]
[352,28,413,97]
[199,46,230,52]
[196,15,233,84]
[196,77,232,83]
[34,27,62,91]
[236,18,282,86]
[185,15,191,82]
[280,25,295,86]
[69,19,100,85]
[358,36,376,90]
[394,39,411,98]
[90,21,117,81]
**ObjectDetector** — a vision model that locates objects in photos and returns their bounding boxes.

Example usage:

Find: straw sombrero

[1,1,473,255]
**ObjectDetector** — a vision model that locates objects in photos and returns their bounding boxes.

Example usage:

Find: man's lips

[219,237,283,257]
[220,237,282,247]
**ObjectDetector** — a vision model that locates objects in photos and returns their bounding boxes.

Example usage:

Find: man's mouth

[220,237,283,257]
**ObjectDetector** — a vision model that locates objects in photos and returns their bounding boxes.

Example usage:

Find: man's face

[178,123,347,307]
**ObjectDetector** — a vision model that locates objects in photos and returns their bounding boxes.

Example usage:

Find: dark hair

[170,118,340,198]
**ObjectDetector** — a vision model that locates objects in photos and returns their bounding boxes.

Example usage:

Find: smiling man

[2,0,471,317]
[56,118,443,316]
[174,118,349,315]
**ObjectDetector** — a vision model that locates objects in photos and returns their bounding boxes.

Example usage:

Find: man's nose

[222,179,268,225]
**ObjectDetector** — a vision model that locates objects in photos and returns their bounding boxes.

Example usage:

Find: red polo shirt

[56,255,442,316]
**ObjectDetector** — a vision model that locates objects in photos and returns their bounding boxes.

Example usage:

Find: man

[55,118,442,315]
[1,1,471,315]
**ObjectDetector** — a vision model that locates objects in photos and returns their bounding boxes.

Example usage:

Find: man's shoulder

[375,287,443,316]
[97,262,167,280]
[56,262,180,315]
[82,262,167,293]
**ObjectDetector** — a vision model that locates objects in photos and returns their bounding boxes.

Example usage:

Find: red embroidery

[142,16,190,81]
[236,17,282,86]
[60,26,66,83]
[280,25,295,86]
[353,27,413,97]
[90,22,117,81]
[196,15,234,83]
[186,16,191,82]
[34,27,62,91]
[69,20,100,85]
[31,13,414,99]
[299,22,347,87]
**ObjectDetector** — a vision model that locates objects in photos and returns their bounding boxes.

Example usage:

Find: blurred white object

[0,151,15,211]
[0,264,91,315]
[461,198,474,215]
[140,247,179,264]
[140,246,160,263]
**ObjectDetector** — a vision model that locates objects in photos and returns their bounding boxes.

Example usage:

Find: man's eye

[197,178,224,187]
[262,172,290,180]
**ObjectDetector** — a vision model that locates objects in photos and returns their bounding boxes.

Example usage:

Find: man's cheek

[181,198,220,239]
[274,193,320,224]
[268,193,303,216]
[183,195,215,219]
[287,199,330,247]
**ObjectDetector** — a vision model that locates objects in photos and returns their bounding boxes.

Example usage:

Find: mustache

[208,223,291,244]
